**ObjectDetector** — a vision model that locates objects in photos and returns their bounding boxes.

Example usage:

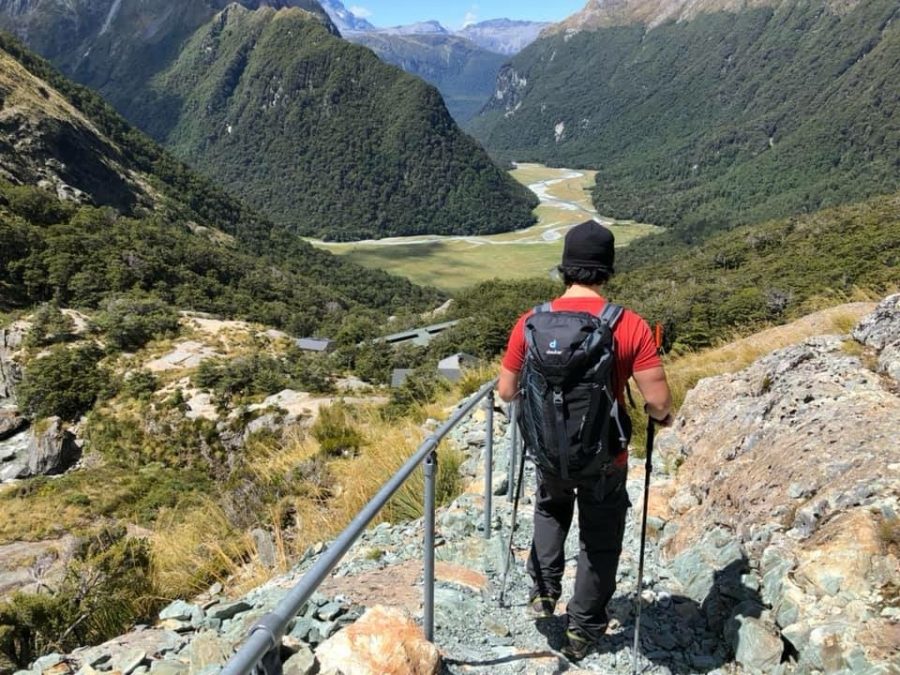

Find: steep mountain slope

[0,1,537,240]
[346,30,507,123]
[0,0,334,121]
[0,33,440,324]
[472,0,900,240]
[315,2,547,122]
[144,5,536,239]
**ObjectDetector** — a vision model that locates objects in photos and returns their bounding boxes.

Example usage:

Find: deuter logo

[546,339,563,356]
[549,340,558,350]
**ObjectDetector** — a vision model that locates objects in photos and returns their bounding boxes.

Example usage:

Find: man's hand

[649,410,675,427]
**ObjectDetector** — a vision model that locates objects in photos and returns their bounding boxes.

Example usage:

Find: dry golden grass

[149,498,253,600]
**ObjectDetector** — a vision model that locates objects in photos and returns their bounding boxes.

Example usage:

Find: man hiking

[497,219,673,661]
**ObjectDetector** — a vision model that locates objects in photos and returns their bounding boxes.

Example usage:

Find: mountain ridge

[549,0,860,32]
[472,0,900,240]
[0,0,538,240]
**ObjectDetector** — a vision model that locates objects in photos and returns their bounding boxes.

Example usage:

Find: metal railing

[223,378,501,675]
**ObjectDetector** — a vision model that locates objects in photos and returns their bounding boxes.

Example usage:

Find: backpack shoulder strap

[533,302,553,314]
[598,302,625,329]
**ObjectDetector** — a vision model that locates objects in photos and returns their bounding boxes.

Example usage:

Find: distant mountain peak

[316,0,375,33]
[377,20,448,36]
[456,18,550,55]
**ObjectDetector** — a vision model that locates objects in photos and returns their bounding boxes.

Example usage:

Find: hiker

[497,219,673,661]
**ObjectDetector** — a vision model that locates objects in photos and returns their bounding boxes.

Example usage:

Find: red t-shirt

[501,295,662,407]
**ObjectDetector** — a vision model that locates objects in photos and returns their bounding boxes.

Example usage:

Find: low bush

[193,355,289,403]
[23,304,75,348]
[94,297,180,352]
[17,344,107,421]
[311,403,364,457]
[0,527,156,669]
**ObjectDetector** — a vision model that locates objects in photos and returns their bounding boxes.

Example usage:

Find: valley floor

[311,164,662,292]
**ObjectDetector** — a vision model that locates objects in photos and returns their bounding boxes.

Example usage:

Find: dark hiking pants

[527,466,630,640]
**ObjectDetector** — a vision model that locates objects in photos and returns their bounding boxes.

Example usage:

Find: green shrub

[0,527,156,669]
[24,304,75,348]
[94,297,180,352]
[311,403,364,457]
[120,370,159,400]
[193,355,289,403]
[385,367,449,420]
[17,344,107,421]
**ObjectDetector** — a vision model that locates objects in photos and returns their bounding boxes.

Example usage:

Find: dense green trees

[472,0,900,241]
[147,7,537,240]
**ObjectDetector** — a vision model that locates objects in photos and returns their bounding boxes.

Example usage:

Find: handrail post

[483,390,494,539]
[423,450,438,642]
[507,401,517,502]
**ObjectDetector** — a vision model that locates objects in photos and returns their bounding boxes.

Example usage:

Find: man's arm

[633,366,673,426]
[498,366,520,402]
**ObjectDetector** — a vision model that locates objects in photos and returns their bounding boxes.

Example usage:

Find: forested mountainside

[0,34,441,328]
[345,31,506,123]
[472,0,900,241]
[0,0,537,240]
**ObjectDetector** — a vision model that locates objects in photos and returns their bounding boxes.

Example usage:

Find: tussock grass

[149,498,252,600]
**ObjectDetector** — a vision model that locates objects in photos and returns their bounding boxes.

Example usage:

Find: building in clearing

[391,369,414,388]
[438,353,480,383]
[378,320,460,348]
[296,338,336,353]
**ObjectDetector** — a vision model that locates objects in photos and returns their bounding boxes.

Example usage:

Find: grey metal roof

[296,338,335,352]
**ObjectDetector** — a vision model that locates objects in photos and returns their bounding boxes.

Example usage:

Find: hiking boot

[527,595,557,619]
[560,626,594,661]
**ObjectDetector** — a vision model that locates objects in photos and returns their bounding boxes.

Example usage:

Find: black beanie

[561,220,615,273]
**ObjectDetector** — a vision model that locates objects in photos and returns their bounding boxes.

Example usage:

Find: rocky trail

[12,297,900,675]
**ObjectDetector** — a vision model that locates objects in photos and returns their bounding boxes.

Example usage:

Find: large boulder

[0,411,28,441]
[0,323,26,405]
[315,606,440,675]
[25,417,81,476]
[854,293,900,384]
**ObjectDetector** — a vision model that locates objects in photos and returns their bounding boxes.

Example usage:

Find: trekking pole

[499,433,527,607]
[632,418,656,675]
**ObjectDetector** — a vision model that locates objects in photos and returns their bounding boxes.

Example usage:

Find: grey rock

[208,601,252,622]
[282,646,315,675]
[149,661,189,675]
[316,601,345,621]
[188,632,230,672]
[159,600,199,622]
[853,294,900,350]
[32,653,64,671]
[0,412,27,441]
[25,417,81,476]
[731,615,783,671]
[111,649,147,675]
[251,528,277,569]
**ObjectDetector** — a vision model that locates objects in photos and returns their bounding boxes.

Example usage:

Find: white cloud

[349,5,373,18]
[462,4,479,27]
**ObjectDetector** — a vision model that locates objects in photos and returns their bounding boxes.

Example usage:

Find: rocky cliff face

[653,294,900,671]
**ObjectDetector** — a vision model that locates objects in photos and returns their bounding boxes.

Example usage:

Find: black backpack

[518,302,630,480]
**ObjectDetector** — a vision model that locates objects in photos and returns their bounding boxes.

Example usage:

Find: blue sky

[345,1,586,30]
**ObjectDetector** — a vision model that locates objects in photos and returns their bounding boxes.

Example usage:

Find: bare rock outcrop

[315,605,440,675]
[654,296,900,672]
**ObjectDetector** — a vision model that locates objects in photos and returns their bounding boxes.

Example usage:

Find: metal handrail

[222,378,499,675]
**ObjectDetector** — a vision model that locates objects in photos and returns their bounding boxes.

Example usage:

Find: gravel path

[430,424,734,675]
